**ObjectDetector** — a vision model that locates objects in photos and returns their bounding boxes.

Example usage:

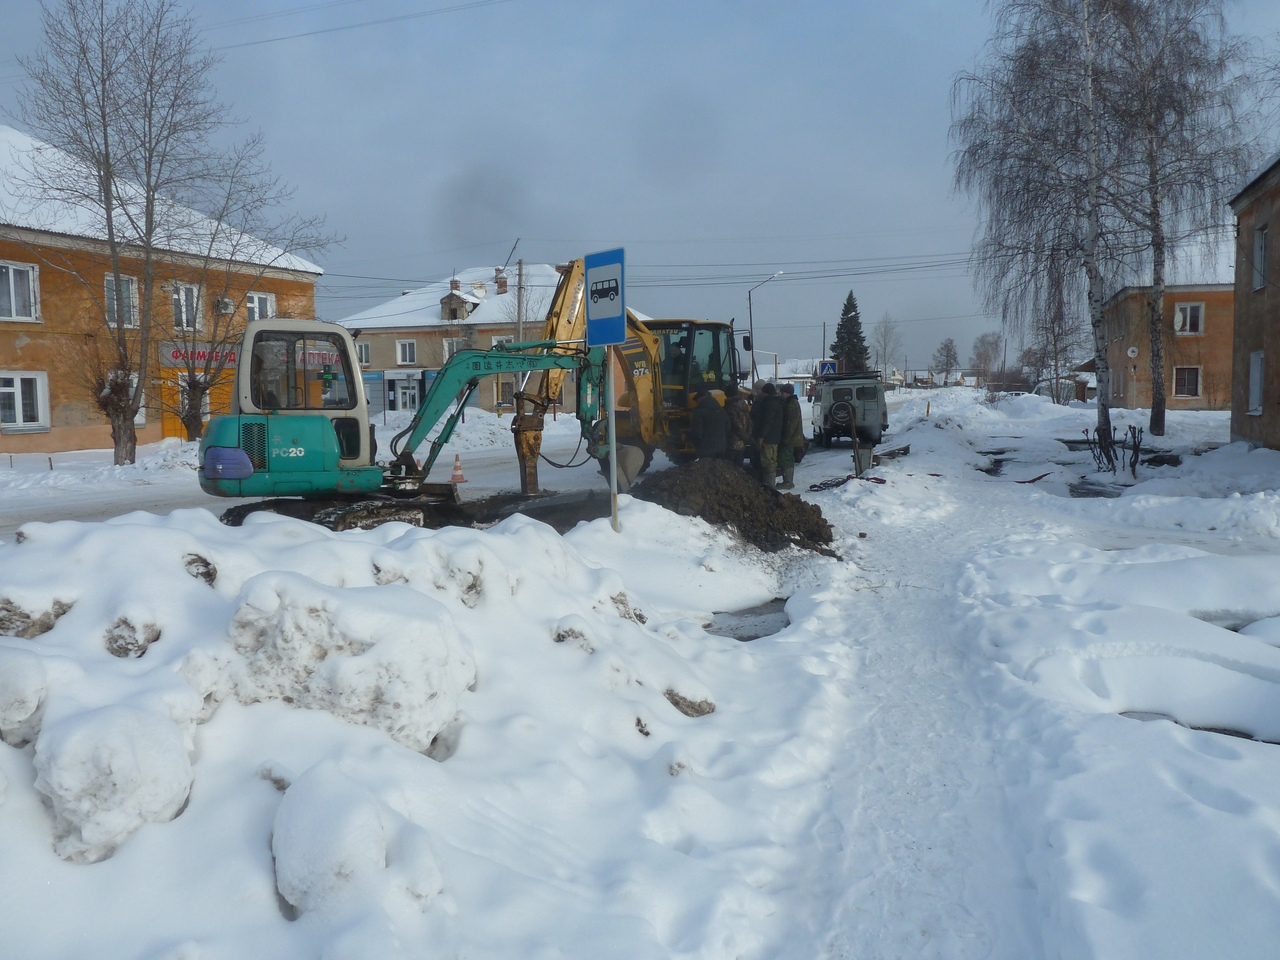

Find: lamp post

[746,271,783,382]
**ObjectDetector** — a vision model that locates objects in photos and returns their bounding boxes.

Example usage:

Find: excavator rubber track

[218,488,612,534]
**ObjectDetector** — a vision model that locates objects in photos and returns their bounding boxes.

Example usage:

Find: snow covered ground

[3,389,1280,959]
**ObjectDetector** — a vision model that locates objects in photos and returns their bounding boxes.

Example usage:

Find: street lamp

[747,271,783,382]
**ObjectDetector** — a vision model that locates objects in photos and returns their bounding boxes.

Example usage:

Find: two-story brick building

[337,262,562,414]
[1100,283,1235,411]
[1229,153,1280,447]
[0,125,322,454]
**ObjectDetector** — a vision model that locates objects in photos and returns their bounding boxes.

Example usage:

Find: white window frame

[1173,302,1203,336]
[245,292,276,323]
[443,337,468,362]
[0,260,39,322]
[356,341,371,366]
[1172,365,1201,399]
[172,282,202,332]
[396,339,417,365]
[1249,350,1265,416]
[1254,225,1269,291]
[105,274,138,329]
[0,370,50,432]
[491,335,514,347]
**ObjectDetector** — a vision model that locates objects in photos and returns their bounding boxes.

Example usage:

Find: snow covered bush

[33,704,193,863]
[228,572,476,752]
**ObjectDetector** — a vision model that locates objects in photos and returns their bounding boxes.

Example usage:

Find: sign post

[585,248,626,532]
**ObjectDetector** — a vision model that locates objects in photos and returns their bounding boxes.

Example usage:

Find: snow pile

[226,574,474,752]
[272,759,445,933]
[34,705,194,863]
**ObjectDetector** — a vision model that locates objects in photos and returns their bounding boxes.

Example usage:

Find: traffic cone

[450,454,468,483]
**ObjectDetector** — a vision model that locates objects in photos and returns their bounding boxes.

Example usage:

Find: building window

[246,292,275,322]
[1173,366,1200,398]
[496,378,515,407]
[356,341,371,366]
[1173,302,1203,335]
[491,335,514,348]
[0,261,37,321]
[105,274,138,328]
[1254,226,1269,291]
[172,282,201,331]
[1249,350,1264,415]
[443,337,467,362]
[0,371,50,432]
[397,340,417,365]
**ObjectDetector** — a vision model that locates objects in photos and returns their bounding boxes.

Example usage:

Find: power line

[214,0,520,51]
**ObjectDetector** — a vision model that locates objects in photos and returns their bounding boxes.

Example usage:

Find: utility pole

[516,259,525,342]
[822,321,827,361]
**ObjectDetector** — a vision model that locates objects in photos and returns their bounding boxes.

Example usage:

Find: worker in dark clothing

[778,382,806,489]
[690,389,729,460]
[750,382,785,489]
[724,384,751,468]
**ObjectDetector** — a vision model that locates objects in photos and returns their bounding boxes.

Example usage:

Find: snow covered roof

[1230,149,1280,209]
[336,262,563,331]
[0,124,322,275]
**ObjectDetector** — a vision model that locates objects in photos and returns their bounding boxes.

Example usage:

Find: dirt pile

[632,459,834,554]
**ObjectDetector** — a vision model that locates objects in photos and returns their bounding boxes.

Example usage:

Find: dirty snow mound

[33,705,193,863]
[229,572,476,752]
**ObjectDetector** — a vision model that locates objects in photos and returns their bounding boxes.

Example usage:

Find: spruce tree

[832,291,870,373]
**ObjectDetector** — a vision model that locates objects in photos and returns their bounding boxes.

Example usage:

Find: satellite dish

[1126,346,1139,358]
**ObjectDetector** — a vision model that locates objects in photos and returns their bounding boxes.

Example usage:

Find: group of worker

[691,380,806,490]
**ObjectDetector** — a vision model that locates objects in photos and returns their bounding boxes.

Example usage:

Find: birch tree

[870,311,903,379]
[1104,0,1255,435]
[953,0,1125,461]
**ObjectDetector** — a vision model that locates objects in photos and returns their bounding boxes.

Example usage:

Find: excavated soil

[632,458,834,555]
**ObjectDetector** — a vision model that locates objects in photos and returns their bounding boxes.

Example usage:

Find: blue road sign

[585,248,625,347]
[819,359,837,376]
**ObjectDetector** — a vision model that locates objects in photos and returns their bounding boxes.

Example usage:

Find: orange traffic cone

[450,454,468,483]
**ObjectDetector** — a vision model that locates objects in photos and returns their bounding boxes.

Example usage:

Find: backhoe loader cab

[651,321,739,406]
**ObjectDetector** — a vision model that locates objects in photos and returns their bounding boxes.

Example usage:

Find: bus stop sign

[585,247,625,347]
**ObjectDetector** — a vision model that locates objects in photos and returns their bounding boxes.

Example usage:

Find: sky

[1,0,1279,369]
[8,390,1280,957]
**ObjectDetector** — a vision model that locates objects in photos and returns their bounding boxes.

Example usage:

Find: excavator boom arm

[389,340,605,480]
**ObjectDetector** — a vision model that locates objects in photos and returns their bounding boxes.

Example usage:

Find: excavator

[197,258,747,529]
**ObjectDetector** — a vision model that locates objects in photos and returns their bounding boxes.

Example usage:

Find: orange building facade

[1230,156,1280,448]
[1100,284,1234,412]
[1,226,319,453]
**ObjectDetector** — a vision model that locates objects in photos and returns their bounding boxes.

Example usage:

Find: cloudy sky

[2,0,1279,368]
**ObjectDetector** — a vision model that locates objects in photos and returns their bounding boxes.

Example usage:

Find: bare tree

[953,0,1127,461]
[970,331,1003,385]
[14,0,330,458]
[1103,0,1256,435]
[870,311,903,379]
[933,337,960,384]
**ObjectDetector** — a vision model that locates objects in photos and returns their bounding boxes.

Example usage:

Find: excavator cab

[199,318,385,498]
